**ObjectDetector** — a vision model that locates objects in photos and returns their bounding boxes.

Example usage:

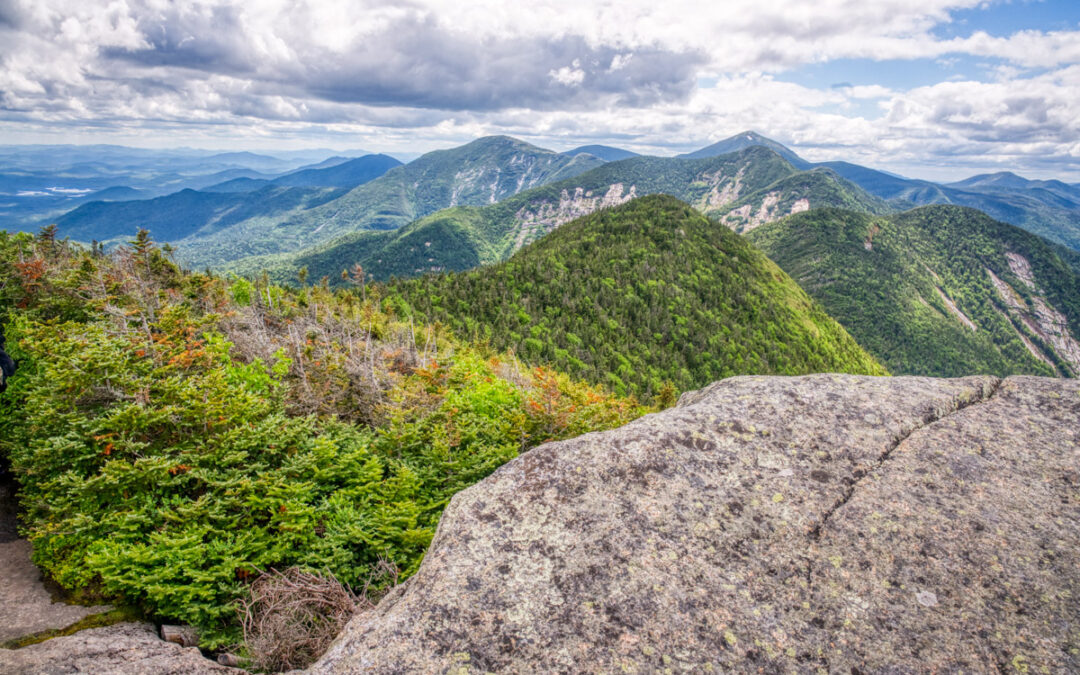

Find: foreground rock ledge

[3,375,1078,674]
[313,374,1080,674]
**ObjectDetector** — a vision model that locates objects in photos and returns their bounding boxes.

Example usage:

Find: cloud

[550,60,586,87]
[77,2,705,112]
[0,0,1079,180]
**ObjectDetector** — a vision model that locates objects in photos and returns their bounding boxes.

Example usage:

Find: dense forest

[392,195,886,400]
[0,227,644,650]
[749,205,1080,376]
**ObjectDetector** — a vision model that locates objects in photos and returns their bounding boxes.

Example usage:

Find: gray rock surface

[312,374,1080,673]
[0,539,113,645]
[0,623,233,674]
[0,471,112,646]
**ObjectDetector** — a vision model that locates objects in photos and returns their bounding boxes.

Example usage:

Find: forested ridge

[749,205,1080,377]
[392,195,886,400]
[0,227,643,649]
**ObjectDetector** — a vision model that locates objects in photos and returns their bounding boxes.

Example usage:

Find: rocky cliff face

[4,374,1078,673]
[312,374,1079,674]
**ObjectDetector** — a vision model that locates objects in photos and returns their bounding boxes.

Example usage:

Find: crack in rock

[809,376,1003,540]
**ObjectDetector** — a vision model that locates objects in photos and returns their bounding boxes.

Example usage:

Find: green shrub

[0,232,644,648]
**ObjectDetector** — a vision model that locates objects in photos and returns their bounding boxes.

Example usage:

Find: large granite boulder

[312,374,1080,673]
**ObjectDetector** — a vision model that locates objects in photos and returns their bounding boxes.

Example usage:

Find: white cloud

[550,60,586,86]
[0,0,1079,179]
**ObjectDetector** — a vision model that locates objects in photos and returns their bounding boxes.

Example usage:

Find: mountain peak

[949,171,1033,190]
[562,144,640,162]
[677,131,810,168]
[465,135,550,152]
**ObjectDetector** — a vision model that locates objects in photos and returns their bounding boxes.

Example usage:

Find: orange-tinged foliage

[0,228,648,649]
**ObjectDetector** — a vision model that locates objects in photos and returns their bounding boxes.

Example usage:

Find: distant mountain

[748,205,1080,378]
[230,145,886,283]
[269,154,402,188]
[266,148,372,165]
[172,136,605,268]
[0,145,364,231]
[291,156,355,172]
[171,168,278,192]
[201,177,272,193]
[563,145,640,161]
[823,165,1080,251]
[84,186,143,201]
[390,194,885,399]
[948,171,1080,201]
[678,131,812,168]
[671,134,1080,252]
[205,154,403,192]
[53,185,347,244]
[202,151,288,172]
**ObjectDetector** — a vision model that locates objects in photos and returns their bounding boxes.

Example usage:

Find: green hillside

[391,195,887,400]
[0,227,642,648]
[748,205,1080,377]
[230,146,887,283]
[172,136,604,269]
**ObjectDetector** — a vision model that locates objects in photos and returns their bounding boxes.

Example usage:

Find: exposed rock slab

[0,623,233,674]
[0,469,113,646]
[0,539,113,645]
[312,374,1080,673]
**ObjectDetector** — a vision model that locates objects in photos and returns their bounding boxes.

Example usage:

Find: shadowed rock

[0,325,15,394]
[312,374,1080,674]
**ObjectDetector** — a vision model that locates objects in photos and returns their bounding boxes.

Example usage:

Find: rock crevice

[809,375,1002,540]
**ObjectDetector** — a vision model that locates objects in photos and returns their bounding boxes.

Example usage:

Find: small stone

[161,624,199,647]
[916,591,938,607]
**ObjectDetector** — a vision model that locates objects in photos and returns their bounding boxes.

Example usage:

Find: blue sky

[1,0,1078,181]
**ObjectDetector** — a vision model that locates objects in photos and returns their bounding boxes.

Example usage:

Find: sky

[1,0,1079,181]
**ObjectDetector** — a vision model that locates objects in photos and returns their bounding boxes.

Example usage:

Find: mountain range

[228,143,885,282]
[216,133,1080,284]
[161,136,605,268]
[20,130,1080,272]
[0,144,375,232]
[7,130,1080,382]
